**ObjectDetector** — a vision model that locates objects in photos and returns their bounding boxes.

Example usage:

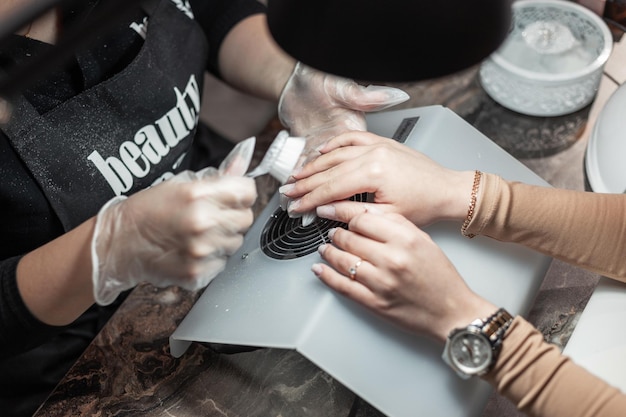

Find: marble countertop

[34,41,625,415]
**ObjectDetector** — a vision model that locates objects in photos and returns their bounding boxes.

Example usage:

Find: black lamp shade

[267,0,512,82]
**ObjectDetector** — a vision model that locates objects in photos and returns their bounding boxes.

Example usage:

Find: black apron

[0,1,208,415]
[3,0,206,231]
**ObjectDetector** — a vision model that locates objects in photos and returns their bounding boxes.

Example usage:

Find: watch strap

[480,308,514,349]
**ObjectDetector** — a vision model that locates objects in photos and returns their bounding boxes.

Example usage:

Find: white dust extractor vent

[260,193,367,260]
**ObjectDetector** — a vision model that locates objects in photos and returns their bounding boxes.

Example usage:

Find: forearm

[485,317,626,417]
[217,13,296,101]
[466,173,626,280]
[16,218,95,326]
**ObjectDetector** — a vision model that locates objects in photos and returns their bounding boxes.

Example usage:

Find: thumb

[218,136,255,176]
[334,84,410,112]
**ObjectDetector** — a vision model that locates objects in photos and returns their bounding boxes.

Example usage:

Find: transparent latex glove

[91,139,257,306]
[278,62,410,168]
[278,62,409,226]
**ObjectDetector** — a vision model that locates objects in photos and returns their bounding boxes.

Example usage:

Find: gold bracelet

[461,170,482,238]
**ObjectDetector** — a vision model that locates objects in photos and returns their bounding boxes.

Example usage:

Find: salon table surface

[33,34,626,417]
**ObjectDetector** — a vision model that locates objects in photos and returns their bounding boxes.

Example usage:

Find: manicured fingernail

[288,198,301,212]
[328,228,337,241]
[311,263,323,276]
[291,166,302,177]
[279,193,290,210]
[279,183,295,194]
[316,204,336,220]
[318,244,328,255]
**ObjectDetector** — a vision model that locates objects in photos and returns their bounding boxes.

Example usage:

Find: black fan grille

[260,193,368,260]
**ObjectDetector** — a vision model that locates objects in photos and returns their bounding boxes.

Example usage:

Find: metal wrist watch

[442,308,514,379]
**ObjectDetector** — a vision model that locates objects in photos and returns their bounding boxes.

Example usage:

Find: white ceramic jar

[479,0,613,116]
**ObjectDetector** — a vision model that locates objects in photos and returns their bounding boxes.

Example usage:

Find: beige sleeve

[465,173,626,281]
[484,317,626,417]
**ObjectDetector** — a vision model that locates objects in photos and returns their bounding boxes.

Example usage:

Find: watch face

[448,329,493,375]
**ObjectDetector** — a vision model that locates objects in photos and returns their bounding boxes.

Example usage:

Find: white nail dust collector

[170,105,552,417]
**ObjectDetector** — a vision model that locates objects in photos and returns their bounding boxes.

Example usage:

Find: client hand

[281,131,475,227]
[312,207,496,342]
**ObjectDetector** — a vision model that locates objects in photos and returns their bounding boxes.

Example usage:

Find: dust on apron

[0,1,208,416]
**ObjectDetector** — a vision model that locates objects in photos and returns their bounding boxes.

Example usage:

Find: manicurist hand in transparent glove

[92,171,256,306]
[18,161,257,319]
[278,61,410,167]
[91,139,257,306]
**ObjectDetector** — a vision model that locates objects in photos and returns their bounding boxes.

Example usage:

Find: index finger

[317,131,390,154]
[291,143,366,181]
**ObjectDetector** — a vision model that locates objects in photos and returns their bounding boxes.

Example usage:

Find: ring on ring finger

[348,258,363,280]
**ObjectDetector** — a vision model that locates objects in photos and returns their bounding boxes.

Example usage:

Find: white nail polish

[288,198,301,211]
[316,205,336,219]
[279,183,295,194]
[311,263,323,276]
